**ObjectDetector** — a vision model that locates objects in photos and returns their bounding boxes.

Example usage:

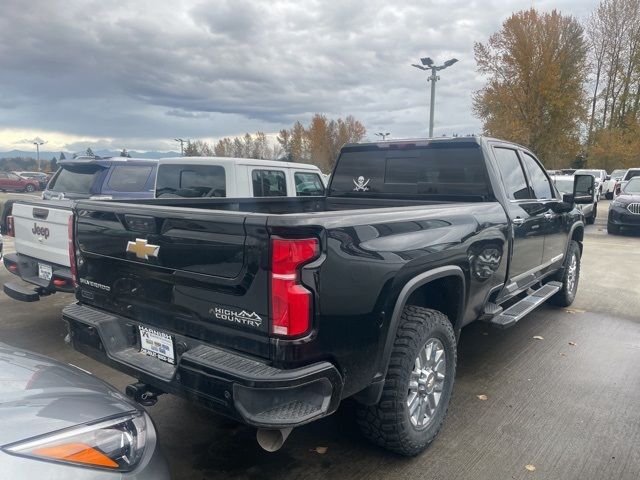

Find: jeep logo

[32,223,50,240]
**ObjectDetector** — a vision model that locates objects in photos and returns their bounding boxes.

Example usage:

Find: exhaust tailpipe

[256,428,293,452]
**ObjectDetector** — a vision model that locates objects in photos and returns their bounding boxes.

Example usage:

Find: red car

[0,172,40,192]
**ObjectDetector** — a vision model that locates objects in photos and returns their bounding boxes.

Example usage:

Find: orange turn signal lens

[33,442,118,469]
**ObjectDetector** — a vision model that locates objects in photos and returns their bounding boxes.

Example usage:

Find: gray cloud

[0,0,598,150]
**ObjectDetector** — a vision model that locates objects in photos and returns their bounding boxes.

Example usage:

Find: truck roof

[344,135,529,151]
[158,156,322,171]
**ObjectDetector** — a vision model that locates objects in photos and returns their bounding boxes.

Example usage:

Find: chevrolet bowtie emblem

[126,238,160,260]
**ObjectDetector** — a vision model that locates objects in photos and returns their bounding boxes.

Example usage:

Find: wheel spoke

[408,393,420,416]
[418,397,428,424]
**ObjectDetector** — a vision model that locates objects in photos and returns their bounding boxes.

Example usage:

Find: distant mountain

[0,149,181,160]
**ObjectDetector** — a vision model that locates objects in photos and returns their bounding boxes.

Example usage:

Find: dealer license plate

[139,326,175,364]
[38,263,53,281]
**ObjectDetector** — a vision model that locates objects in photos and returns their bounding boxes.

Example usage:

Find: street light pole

[411,57,459,138]
[32,138,46,172]
[375,132,391,141]
[428,67,437,138]
[174,138,186,156]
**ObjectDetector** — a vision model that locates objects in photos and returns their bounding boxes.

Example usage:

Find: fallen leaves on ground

[476,394,488,401]
[311,446,328,454]
[533,335,544,340]
[525,464,536,472]
[568,341,577,346]
[565,308,586,314]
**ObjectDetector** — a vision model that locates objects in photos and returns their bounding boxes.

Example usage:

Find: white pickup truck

[2,200,75,301]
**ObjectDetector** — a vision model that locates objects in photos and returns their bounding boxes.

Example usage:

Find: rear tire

[25,184,35,193]
[549,240,581,307]
[607,222,620,235]
[356,306,456,456]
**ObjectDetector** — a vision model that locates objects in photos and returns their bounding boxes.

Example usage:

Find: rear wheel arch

[378,267,465,379]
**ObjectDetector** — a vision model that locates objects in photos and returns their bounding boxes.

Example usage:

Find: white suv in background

[617,168,640,197]
[155,157,327,198]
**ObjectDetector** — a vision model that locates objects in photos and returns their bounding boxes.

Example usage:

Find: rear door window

[520,152,553,199]
[252,170,286,197]
[48,165,105,194]
[493,147,531,200]
[294,172,325,196]
[107,165,154,192]
[156,164,226,197]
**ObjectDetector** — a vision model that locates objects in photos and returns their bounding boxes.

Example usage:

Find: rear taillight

[68,216,78,287]
[6,215,14,237]
[270,237,319,337]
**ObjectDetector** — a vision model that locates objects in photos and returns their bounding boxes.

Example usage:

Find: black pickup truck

[63,137,593,455]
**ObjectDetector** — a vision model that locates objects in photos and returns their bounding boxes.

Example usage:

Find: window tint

[493,148,531,200]
[624,170,640,181]
[156,164,226,198]
[48,165,105,194]
[295,172,325,196]
[521,153,553,199]
[107,165,153,192]
[330,143,491,199]
[252,170,286,197]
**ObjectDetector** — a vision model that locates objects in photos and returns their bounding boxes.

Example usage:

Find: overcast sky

[0,0,598,153]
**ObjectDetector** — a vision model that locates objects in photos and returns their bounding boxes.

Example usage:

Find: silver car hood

[0,344,137,445]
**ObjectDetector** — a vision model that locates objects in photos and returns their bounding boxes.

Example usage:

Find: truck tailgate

[13,200,73,267]
[74,201,272,357]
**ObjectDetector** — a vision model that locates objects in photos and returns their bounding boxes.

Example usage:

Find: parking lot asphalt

[1,199,639,480]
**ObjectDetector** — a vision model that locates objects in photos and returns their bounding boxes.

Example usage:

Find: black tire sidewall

[399,322,456,445]
[551,241,580,306]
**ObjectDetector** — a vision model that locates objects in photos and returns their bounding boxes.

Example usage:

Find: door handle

[512,217,524,226]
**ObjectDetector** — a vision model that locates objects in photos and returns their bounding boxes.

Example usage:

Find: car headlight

[4,412,147,471]
[612,200,627,208]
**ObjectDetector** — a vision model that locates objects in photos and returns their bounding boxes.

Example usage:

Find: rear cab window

[329,141,493,200]
[106,165,154,192]
[48,164,105,194]
[294,172,325,196]
[252,170,286,197]
[156,164,226,198]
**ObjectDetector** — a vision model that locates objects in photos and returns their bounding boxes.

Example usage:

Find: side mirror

[573,174,595,204]
[606,175,611,181]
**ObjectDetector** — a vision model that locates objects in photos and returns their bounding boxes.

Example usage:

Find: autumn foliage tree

[473,9,588,168]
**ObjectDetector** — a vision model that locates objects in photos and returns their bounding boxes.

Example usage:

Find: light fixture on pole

[411,56,459,137]
[32,138,47,172]
[174,138,186,156]
[375,132,391,141]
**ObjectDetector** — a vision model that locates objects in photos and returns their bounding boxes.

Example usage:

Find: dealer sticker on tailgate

[139,326,175,364]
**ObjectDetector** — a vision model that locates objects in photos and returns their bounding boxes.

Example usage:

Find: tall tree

[50,156,58,171]
[120,148,131,157]
[473,9,588,168]
[85,147,94,157]
[183,140,200,156]
[59,152,66,160]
